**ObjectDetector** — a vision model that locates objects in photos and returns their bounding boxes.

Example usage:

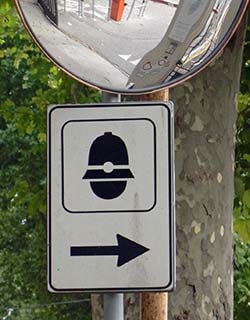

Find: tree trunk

[91,295,104,320]
[168,16,247,320]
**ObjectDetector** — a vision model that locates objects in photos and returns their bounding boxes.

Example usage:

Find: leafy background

[234,20,250,320]
[0,1,99,318]
[0,0,249,319]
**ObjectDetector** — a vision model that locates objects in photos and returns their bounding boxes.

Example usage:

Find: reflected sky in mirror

[15,0,247,93]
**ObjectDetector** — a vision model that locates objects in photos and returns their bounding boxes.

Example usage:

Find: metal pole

[78,0,84,17]
[102,91,124,320]
[92,0,95,19]
[102,91,121,103]
[104,293,124,320]
[107,0,112,21]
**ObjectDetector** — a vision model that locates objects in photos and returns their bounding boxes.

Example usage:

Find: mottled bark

[91,294,104,320]
[168,18,247,320]
[124,293,141,320]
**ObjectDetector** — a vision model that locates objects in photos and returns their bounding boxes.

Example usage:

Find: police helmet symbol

[82,132,134,200]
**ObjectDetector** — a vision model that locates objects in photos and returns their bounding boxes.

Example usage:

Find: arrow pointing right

[70,234,150,267]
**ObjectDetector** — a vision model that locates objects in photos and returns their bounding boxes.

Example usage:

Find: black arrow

[70,234,150,267]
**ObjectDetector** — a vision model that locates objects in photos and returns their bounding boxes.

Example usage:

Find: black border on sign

[61,118,157,213]
[47,102,175,293]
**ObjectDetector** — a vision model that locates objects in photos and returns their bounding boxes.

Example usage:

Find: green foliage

[234,91,250,242]
[233,20,250,320]
[0,1,99,318]
[234,23,250,243]
[234,234,250,320]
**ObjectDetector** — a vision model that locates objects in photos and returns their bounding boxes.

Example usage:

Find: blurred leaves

[0,0,99,318]
[234,23,250,243]
[233,18,250,319]
[234,234,250,320]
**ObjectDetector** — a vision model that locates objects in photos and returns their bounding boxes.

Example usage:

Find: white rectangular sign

[48,102,175,292]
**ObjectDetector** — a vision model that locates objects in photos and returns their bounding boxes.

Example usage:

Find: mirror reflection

[15,0,247,93]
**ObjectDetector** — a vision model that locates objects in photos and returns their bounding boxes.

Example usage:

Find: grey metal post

[92,0,95,19]
[78,0,83,17]
[104,293,124,320]
[102,91,124,320]
[102,91,121,103]
[107,0,112,21]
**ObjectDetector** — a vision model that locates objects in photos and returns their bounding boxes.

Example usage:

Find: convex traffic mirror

[15,0,249,93]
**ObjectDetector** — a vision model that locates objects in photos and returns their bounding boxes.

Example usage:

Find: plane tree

[167,14,248,319]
